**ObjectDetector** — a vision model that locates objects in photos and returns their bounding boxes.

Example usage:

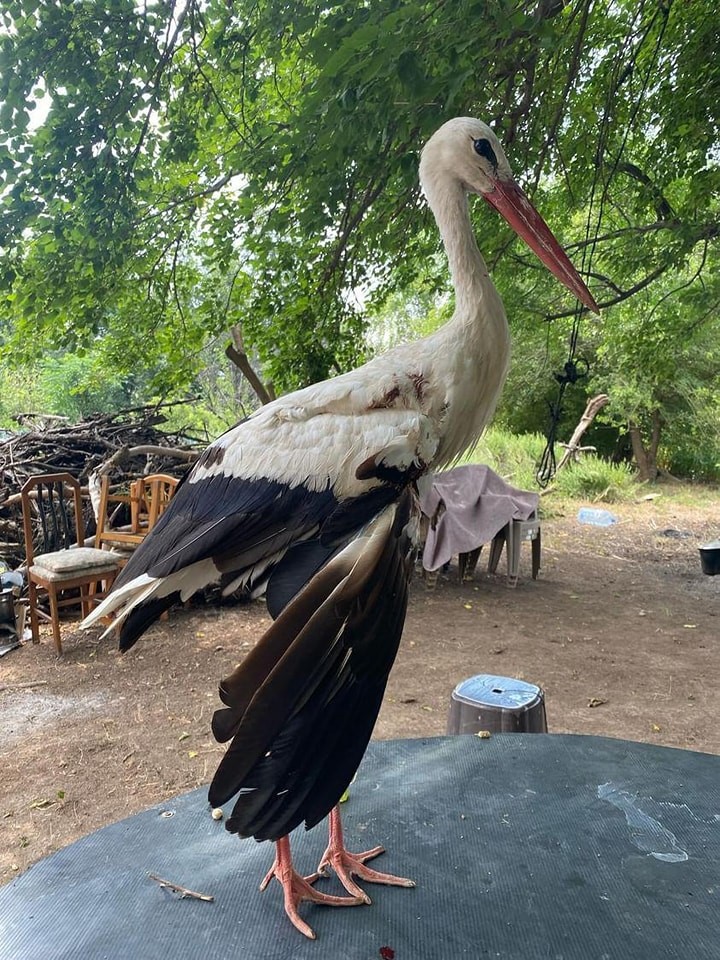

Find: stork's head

[420,117,511,195]
[420,117,599,314]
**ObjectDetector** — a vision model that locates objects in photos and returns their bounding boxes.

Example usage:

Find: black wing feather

[118,593,180,653]
[208,505,405,801]
[115,474,337,589]
[208,493,414,842]
[265,540,339,620]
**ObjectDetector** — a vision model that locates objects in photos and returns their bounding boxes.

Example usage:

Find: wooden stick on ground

[0,680,48,693]
[148,873,215,902]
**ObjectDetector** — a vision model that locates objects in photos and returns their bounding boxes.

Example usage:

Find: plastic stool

[488,512,541,587]
[447,674,547,735]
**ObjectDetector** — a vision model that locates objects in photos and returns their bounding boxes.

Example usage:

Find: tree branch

[225,340,273,405]
[544,261,672,319]
[617,161,676,221]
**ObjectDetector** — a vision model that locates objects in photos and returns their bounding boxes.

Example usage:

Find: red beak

[483,177,599,314]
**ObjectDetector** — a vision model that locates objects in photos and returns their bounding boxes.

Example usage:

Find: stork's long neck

[422,172,511,465]
[425,175,506,324]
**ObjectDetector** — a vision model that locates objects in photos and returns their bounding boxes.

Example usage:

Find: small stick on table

[148,873,214,902]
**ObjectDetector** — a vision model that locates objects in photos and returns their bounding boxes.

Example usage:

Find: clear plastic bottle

[577,507,618,526]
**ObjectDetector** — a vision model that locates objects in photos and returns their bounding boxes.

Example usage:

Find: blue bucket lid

[452,674,542,710]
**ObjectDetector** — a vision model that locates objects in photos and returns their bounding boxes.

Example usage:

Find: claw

[261,836,363,939]
[316,806,415,902]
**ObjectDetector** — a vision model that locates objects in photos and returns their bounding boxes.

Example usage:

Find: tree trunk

[628,410,662,481]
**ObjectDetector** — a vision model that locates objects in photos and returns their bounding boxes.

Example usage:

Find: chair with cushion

[21,473,122,655]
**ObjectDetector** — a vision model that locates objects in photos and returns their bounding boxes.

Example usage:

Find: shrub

[554,457,638,502]
[460,427,639,503]
[462,427,546,491]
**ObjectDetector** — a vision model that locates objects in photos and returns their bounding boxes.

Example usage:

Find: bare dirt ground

[1,494,718,885]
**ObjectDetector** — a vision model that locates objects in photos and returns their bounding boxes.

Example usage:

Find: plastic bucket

[699,541,720,576]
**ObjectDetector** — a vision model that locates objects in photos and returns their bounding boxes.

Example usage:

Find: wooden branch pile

[0,404,203,568]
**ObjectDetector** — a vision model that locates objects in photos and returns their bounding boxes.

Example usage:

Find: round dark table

[1,734,718,959]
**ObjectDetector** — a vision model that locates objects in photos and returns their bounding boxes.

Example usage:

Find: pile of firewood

[0,403,204,569]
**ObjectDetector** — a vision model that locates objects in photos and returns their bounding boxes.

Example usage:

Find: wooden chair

[21,473,123,655]
[94,473,179,563]
[131,474,178,536]
[94,475,146,559]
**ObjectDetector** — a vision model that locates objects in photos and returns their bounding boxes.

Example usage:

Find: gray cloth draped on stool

[420,465,539,572]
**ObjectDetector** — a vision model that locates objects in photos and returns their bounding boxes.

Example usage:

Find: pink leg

[260,835,363,940]
[312,806,415,903]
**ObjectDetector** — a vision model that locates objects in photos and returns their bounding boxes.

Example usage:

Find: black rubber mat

[2,734,719,959]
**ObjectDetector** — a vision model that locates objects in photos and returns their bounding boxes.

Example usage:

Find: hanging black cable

[535,3,670,488]
[536,317,589,486]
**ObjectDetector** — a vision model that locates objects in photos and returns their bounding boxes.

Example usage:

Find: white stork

[85,117,597,938]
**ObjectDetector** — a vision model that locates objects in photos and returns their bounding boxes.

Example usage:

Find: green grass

[553,457,638,503]
[462,427,641,503]
[462,427,546,491]
[649,482,720,508]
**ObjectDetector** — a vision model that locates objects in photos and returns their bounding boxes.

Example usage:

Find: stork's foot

[312,806,415,903]
[261,836,363,940]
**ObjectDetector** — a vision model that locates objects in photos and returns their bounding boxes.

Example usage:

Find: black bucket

[699,541,720,576]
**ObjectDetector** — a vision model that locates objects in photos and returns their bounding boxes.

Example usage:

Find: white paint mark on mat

[597,782,688,862]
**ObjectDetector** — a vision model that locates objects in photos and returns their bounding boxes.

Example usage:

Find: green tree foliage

[0,0,717,473]
[0,350,139,424]
[592,250,720,480]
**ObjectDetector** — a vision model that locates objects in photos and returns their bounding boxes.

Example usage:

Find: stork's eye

[473,138,498,170]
